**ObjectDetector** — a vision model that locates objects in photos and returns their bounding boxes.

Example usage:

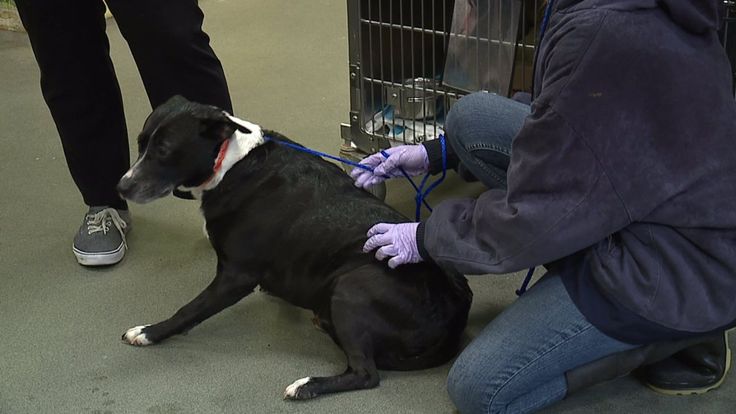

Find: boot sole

[646,333,732,396]
[73,242,126,266]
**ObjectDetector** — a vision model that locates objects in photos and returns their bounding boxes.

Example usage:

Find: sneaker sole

[646,334,732,396]
[73,242,126,266]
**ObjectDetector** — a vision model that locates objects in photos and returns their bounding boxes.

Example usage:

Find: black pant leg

[105,0,233,113]
[15,0,129,210]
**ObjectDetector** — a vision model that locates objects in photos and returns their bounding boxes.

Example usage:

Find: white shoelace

[86,208,128,247]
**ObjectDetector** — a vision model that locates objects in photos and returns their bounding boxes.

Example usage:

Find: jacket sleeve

[423,137,459,175]
[418,103,632,275]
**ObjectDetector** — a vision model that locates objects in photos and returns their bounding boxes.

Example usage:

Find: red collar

[213,139,230,174]
[202,138,231,186]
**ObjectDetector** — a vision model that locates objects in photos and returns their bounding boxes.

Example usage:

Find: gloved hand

[363,222,422,268]
[350,145,429,189]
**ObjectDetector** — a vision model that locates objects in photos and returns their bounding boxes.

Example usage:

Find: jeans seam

[484,324,595,414]
[459,144,509,187]
[463,143,511,186]
[465,143,511,156]
[470,159,507,188]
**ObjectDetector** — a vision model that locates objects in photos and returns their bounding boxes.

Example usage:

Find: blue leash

[515,267,536,296]
[261,136,374,173]
[538,0,555,41]
[387,136,447,221]
[263,134,446,221]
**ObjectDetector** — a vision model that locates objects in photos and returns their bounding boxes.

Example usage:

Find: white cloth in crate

[364,106,445,146]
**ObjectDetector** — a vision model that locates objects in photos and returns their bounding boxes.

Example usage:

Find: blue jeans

[447,273,638,414]
[444,92,529,189]
[444,93,639,414]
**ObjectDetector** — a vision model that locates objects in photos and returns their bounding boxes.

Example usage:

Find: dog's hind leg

[283,356,379,400]
[283,332,379,400]
[122,263,256,346]
[283,297,380,400]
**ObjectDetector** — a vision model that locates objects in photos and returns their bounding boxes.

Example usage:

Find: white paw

[283,377,311,399]
[122,325,153,346]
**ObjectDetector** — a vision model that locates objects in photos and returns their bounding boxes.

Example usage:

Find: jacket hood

[557,0,724,34]
[658,0,724,33]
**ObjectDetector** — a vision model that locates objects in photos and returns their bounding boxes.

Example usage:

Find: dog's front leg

[122,263,256,346]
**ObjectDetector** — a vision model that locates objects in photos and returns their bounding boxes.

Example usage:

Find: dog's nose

[117,171,135,199]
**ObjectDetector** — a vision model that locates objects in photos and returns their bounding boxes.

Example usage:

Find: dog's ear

[199,116,235,142]
[191,103,253,141]
[190,106,236,142]
[225,117,253,135]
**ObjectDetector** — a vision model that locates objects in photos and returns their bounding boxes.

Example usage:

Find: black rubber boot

[640,331,731,395]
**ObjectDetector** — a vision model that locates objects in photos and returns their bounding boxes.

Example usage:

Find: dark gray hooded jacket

[419,0,736,334]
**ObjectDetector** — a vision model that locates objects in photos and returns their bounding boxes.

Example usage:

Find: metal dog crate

[339,0,543,162]
[340,0,736,164]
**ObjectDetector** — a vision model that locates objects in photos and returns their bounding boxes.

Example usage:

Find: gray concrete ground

[1,1,734,413]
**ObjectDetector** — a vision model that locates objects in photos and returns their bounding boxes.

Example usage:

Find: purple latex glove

[363,222,422,268]
[350,145,429,189]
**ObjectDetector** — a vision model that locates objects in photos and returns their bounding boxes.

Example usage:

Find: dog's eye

[155,145,172,158]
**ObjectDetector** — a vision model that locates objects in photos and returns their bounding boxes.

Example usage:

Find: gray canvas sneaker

[73,206,131,266]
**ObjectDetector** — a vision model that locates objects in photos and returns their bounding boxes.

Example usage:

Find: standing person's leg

[444,92,530,189]
[15,0,130,210]
[446,272,639,414]
[105,0,232,113]
[16,0,133,266]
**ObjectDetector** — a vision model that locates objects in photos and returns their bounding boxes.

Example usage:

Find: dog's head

[117,95,252,203]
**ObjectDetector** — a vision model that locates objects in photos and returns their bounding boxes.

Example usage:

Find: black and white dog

[117,96,472,400]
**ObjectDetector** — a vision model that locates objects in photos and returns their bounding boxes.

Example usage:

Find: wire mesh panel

[357,0,453,151]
